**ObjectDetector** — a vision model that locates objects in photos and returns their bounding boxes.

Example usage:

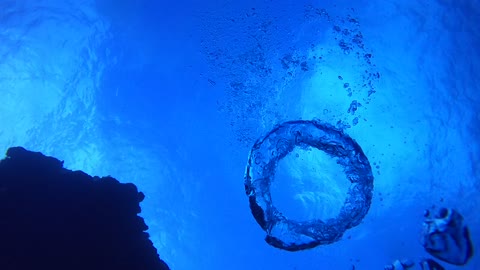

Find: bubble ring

[244,120,373,251]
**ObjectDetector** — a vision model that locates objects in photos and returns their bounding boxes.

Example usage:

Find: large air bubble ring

[244,120,374,251]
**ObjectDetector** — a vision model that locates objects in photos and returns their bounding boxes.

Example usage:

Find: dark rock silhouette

[0,146,170,270]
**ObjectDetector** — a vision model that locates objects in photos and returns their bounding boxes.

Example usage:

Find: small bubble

[352,117,359,126]
[338,75,343,80]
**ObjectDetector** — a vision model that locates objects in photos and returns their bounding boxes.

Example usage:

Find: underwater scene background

[0,0,478,269]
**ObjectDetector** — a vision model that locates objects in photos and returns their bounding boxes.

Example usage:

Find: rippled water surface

[1,0,478,269]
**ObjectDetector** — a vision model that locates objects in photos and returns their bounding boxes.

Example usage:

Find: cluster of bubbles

[201,4,380,145]
[302,6,380,129]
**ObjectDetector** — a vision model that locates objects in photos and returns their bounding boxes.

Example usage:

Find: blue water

[0,0,479,269]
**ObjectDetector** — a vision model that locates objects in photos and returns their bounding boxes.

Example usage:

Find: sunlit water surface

[0,0,478,269]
